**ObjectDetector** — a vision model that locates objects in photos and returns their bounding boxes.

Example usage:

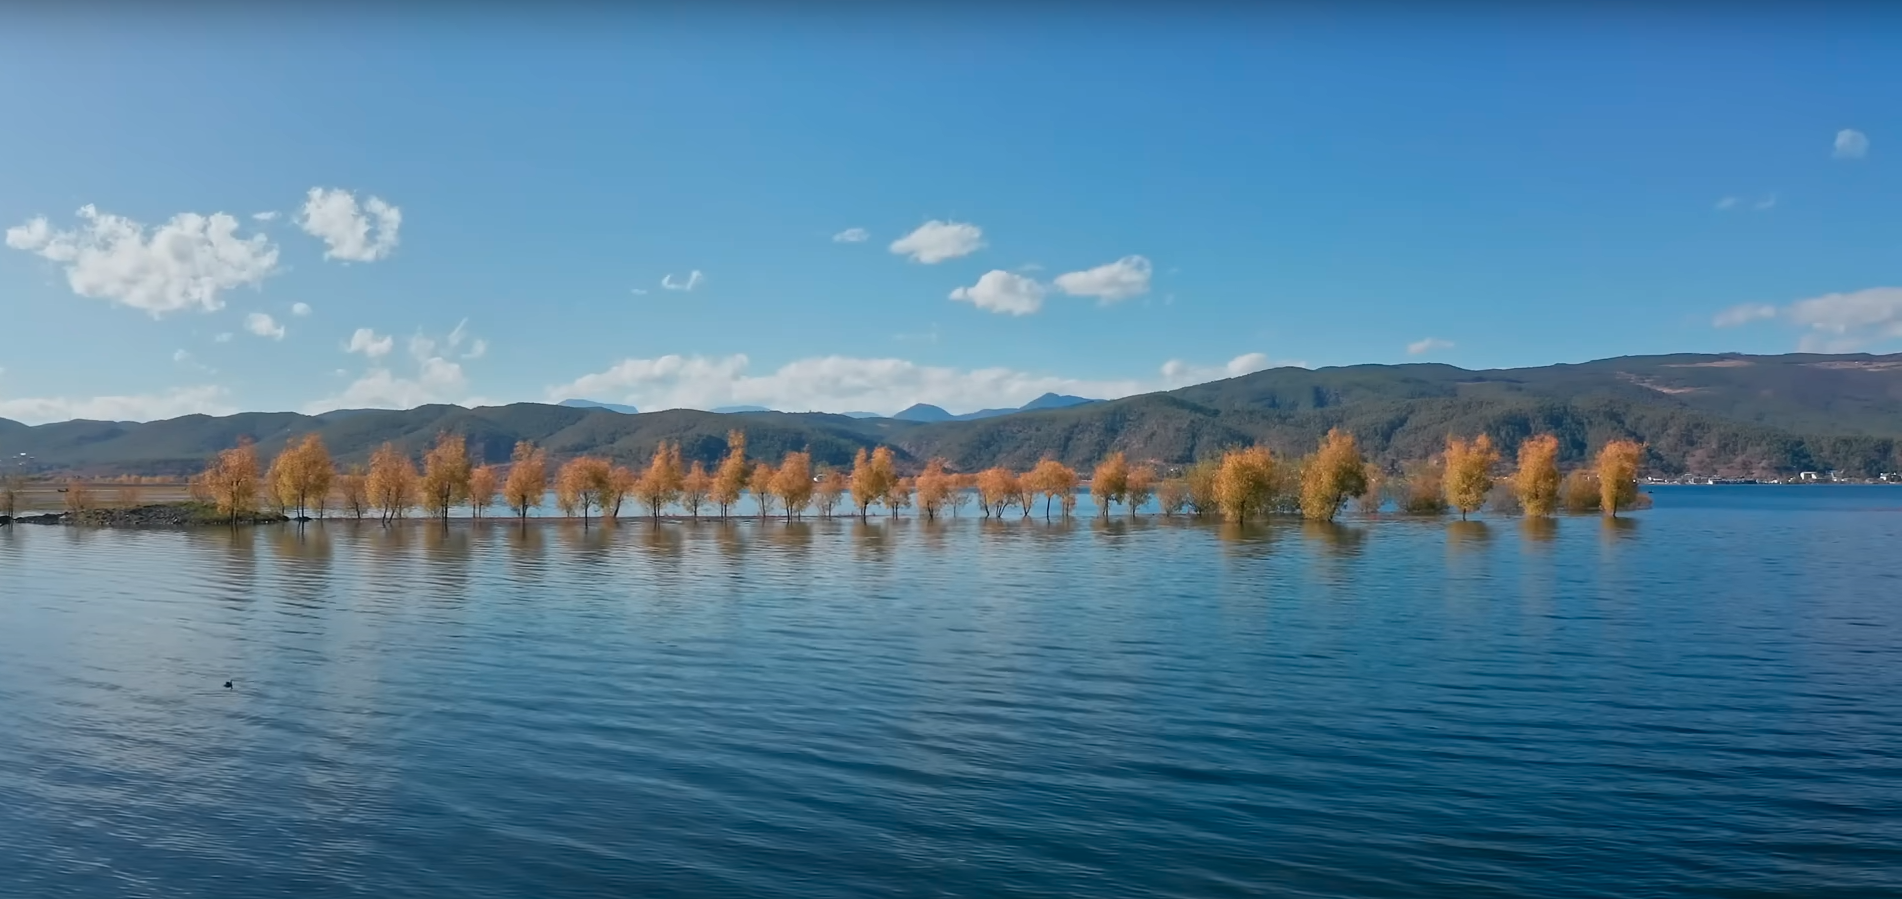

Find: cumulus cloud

[889,220,984,263]
[291,302,312,317]
[297,187,401,262]
[661,270,704,292]
[244,312,286,340]
[0,385,234,425]
[1712,288,1902,352]
[545,351,1296,416]
[5,204,280,316]
[949,270,1046,316]
[1053,255,1153,303]
[1712,303,1777,328]
[1407,337,1454,355]
[1834,128,1869,159]
[307,320,485,413]
[832,227,869,243]
[345,327,394,358]
[1788,288,1902,352]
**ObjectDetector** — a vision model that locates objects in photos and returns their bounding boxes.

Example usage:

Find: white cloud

[345,327,394,358]
[1406,337,1454,355]
[1158,353,1286,388]
[172,349,190,363]
[1788,288,1902,352]
[1712,303,1777,328]
[252,211,279,222]
[307,321,484,413]
[5,204,280,316]
[1712,288,1902,352]
[244,312,286,340]
[661,270,703,291]
[0,385,233,425]
[290,301,312,317]
[297,187,401,262]
[889,220,984,264]
[630,287,649,295]
[545,351,1296,416]
[464,339,488,360]
[1834,128,1869,159]
[213,332,234,343]
[949,270,1045,316]
[832,227,869,243]
[1053,255,1153,303]
[1716,195,1775,213]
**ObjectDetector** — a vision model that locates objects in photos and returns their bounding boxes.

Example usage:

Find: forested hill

[5,352,1901,478]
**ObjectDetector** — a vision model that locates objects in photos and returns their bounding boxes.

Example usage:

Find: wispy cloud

[1712,303,1776,328]
[832,227,869,243]
[1834,128,1870,160]
[1712,288,1902,352]
[661,270,703,292]
[889,220,984,264]
[545,351,1296,416]
[1406,337,1453,356]
[1053,255,1153,303]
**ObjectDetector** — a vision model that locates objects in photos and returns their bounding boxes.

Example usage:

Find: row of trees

[185,427,1646,526]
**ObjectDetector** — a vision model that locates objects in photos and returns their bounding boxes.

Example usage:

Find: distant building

[1799,471,1821,482]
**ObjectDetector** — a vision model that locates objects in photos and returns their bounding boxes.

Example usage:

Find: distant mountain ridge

[6,354,1901,478]
[558,398,639,414]
[893,392,1101,422]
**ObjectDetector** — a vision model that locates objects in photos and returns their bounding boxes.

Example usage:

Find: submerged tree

[680,460,713,519]
[1299,428,1369,522]
[752,460,780,520]
[1401,458,1449,515]
[772,451,814,521]
[1124,464,1156,517]
[1214,446,1276,522]
[913,459,952,520]
[1596,439,1644,517]
[367,442,421,522]
[335,466,371,520]
[850,446,897,519]
[1443,434,1499,520]
[1027,458,1079,519]
[975,466,1017,518]
[268,434,333,520]
[815,467,848,519]
[1091,452,1130,517]
[713,430,750,519]
[1156,476,1189,517]
[1560,469,1601,513]
[503,441,547,522]
[1513,434,1561,517]
[203,440,264,525]
[420,433,473,522]
[468,464,499,519]
[556,456,611,525]
[1184,459,1222,518]
[636,441,685,521]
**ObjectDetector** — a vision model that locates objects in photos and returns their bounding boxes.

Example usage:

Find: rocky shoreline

[0,504,292,529]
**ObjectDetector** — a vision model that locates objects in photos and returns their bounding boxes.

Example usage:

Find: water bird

[224,680,233,689]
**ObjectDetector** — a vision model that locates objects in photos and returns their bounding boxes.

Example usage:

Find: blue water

[1,486,1898,898]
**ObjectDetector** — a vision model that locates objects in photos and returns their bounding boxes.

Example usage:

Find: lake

[2,486,1899,898]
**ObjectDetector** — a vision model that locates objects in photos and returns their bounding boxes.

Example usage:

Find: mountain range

[5,353,1900,478]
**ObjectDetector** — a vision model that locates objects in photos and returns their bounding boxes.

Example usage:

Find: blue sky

[2,6,1900,424]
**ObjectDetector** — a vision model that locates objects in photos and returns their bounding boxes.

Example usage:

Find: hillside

[4,352,1899,478]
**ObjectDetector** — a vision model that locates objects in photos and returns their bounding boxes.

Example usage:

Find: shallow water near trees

[2,486,1898,897]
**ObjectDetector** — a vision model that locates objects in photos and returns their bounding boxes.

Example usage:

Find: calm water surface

[2,487,1899,898]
